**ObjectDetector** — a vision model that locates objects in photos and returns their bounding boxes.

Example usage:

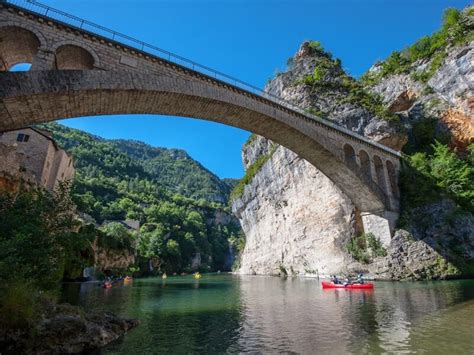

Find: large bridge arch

[1,69,393,213]
[0,0,402,243]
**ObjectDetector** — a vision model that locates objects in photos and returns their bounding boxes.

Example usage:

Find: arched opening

[386,160,399,197]
[55,45,95,70]
[0,26,40,71]
[9,63,32,71]
[373,155,387,193]
[343,144,357,169]
[358,149,371,179]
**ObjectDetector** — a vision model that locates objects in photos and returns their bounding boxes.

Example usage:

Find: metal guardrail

[2,0,401,157]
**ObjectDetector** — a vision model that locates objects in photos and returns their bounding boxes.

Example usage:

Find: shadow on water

[61,275,474,354]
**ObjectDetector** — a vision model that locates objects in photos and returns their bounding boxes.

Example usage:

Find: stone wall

[0,127,74,191]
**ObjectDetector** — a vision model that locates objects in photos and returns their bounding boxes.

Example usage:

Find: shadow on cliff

[396,144,474,278]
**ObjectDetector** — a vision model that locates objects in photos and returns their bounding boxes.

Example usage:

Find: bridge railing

[2,0,401,157]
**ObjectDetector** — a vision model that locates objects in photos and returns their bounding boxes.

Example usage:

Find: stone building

[0,127,74,191]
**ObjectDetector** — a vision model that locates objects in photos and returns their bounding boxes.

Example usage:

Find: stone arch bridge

[0,0,401,244]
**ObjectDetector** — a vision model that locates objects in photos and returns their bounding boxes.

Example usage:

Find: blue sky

[28,0,472,178]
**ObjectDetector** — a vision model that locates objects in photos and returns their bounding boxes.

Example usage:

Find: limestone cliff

[232,41,402,277]
[232,7,473,279]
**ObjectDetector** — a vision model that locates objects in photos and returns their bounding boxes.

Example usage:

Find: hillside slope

[38,122,243,273]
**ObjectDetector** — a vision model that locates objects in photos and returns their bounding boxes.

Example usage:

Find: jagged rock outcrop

[232,10,473,279]
[267,41,407,150]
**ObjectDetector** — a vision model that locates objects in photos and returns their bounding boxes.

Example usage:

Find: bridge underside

[0,70,394,215]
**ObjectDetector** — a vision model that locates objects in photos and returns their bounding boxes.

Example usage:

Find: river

[61,275,474,354]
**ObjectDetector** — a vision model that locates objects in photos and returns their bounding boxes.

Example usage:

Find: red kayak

[322,281,374,289]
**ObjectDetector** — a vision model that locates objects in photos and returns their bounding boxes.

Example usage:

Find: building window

[16,133,30,142]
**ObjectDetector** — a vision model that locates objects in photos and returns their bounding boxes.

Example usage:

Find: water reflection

[61,276,474,354]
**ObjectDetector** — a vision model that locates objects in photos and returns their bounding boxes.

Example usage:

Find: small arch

[373,155,387,193]
[359,149,371,179]
[0,26,40,71]
[55,44,95,70]
[386,160,399,197]
[343,144,357,169]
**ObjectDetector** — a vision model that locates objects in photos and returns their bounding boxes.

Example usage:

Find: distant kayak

[322,281,374,289]
[102,282,113,289]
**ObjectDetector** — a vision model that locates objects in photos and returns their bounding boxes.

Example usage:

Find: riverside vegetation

[0,123,244,351]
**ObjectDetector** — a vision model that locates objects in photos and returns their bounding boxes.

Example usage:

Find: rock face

[369,41,473,150]
[266,42,406,150]
[232,32,474,279]
[232,42,399,277]
[369,200,474,280]
[0,302,139,354]
[233,136,355,276]
[94,244,136,272]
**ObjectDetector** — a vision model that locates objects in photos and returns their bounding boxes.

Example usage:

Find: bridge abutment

[360,210,399,248]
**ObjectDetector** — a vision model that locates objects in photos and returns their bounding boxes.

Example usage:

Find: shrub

[362,8,471,85]
[347,233,387,264]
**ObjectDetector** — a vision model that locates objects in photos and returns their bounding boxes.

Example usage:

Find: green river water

[61,275,474,354]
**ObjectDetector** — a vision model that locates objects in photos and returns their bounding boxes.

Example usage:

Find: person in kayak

[343,276,352,287]
[330,275,341,284]
[357,273,365,284]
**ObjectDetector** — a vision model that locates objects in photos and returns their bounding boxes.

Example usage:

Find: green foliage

[230,145,277,201]
[0,282,37,329]
[347,233,386,264]
[228,230,246,271]
[305,107,327,118]
[361,8,473,84]
[400,142,474,220]
[308,40,322,51]
[0,185,93,291]
[0,186,95,329]
[29,123,243,274]
[243,133,258,147]
[40,123,232,206]
[99,222,134,251]
[339,77,398,121]
[297,47,397,121]
[366,233,388,258]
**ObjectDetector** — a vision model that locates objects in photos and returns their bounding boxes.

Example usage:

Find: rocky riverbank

[0,301,139,354]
